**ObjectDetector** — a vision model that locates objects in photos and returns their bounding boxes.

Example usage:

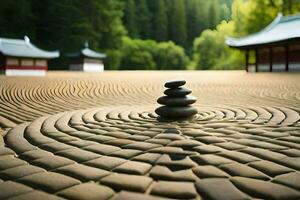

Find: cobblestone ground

[0,71,300,200]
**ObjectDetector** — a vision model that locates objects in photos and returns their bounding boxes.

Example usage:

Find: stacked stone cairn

[155,80,197,119]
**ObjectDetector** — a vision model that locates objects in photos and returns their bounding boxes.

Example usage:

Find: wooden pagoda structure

[66,42,106,72]
[0,36,59,76]
[226,13,300,72]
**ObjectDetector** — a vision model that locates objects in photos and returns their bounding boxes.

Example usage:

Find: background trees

[0,0,299,70]
[154,0,168,42]
[124,0,138,38]
[156,42,189,70]
[119,37,189,70]
[122,0,230,53]
[193,21,243,70]
[0,0,35,39]
[192,0,300,70]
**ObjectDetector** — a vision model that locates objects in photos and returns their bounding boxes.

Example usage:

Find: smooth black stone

[157,95,197,106]
[164,80,186,89]
[164,87,191,97]
[155,106,198,118]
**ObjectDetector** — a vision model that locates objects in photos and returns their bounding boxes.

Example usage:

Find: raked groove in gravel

[0,71,300,200]
[1,105,300,200]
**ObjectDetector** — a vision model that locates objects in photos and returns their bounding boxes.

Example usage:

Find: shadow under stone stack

[155,80,197,119]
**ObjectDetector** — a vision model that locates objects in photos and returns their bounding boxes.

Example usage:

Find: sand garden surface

[0,71,300,200]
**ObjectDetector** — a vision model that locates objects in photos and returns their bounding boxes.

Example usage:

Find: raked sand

[0,71,300,200]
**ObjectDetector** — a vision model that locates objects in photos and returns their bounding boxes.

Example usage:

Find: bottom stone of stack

[155,106,198,118]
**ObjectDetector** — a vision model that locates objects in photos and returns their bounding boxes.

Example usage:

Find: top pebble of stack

[164,80,186,88]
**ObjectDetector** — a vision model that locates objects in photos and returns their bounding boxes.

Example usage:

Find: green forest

[0,0,299,70]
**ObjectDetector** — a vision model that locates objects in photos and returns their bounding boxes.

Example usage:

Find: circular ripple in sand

[1,71,300,128]
[2,106,300,200]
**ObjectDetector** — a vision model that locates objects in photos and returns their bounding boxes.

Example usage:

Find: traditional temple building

[226,13,300,72]
[0,36,59,76]
[66,42,106,72]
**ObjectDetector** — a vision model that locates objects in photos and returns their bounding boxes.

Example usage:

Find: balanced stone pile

[155,80,197,118]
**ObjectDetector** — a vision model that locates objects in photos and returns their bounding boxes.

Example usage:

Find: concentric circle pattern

[0,71,299,128]
[0,71,300,200]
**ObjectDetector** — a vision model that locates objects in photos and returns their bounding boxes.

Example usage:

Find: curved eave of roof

[226,13,300,49]
[65,48,106,59]
[0,37,59,59]
[81,48,106,59]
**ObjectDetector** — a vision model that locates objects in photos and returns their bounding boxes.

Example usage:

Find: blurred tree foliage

[0,0,35,38]
[154,0,168,42]
[171,0,188,48]
[192,0,300,70]
[119,37,189,70]
[120,37,157,70]
[0,0,126,70]
[193,21,243,70]
[232,0,300,35]
[0,0,299,70]
[123,0,231,53]
[124,0,138,38]
[156,41,189,70]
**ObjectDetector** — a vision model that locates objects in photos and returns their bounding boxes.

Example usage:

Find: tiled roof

[66,42,106,59]
[0,36,59,58]
[226,13,300,48]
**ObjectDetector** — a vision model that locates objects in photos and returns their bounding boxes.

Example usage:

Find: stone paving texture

[0,71,300,200]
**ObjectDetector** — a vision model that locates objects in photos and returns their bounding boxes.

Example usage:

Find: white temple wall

[5,69,46,76]
[272,63,285,71]
[257,64,269,72]
[289,62,300,72]
[254,63,300,72]
[83,63,104,72]
[248,65,255,72]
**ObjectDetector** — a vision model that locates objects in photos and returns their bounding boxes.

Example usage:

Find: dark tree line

[123,0,231,53]
[2,0,298,70]
[0,0,125,69]
[0,0,125,51]
[0,0,232,70]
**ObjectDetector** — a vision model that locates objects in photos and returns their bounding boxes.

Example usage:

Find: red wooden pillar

[269,48,273,72]
[245,50,249,72]
[285,45,289,72]
[255,49,258,72]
